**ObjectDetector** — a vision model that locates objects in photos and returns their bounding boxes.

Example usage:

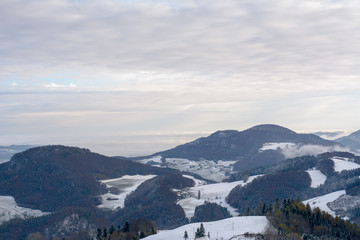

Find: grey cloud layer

[1,0,359,80]
[0,0,359,155]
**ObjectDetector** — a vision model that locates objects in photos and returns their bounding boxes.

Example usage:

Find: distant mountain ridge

[335,130,360,154]
[143,124,343,171]
[0,145,34,164]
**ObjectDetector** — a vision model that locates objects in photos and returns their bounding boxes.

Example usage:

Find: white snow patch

[140,157,236,182]
[306,169,327,188]
[98,175,156,210]
[331,157,360,173]
[146,216,268,240]
[259,142,296,152]
[217,160,237,167]
[303,190,346,216]
[138,155,163,165]
[143,216,269,240]
[0,196,50,224]
[178,175,262,219]
[182,175,206,187]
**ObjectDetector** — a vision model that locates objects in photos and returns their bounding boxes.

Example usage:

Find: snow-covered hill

[98,175,156,210]
[0,196,49,224]
[303,190,346,217]
[178,175,262,218]
[331,157,360,173]
[143,216,269,240]
[306,169,327,188]
[139,156,236,182]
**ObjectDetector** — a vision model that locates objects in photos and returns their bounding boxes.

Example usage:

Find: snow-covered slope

[139,156,236,182]
[303,190,346,216]
[0,196,49,224]
[178,175,262,219]
[98,175,156,210]
[139,155,163,165]
[259,142,295,152]
[143,216,269,240]
[331,157,360,173]
[306,169,327,188]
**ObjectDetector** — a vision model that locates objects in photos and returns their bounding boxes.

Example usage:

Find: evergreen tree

[123,221,130,232]
[195,223,205,238]
[103,227,108,238]
[96,228,102,240]
[109,225,115,235]
[140,231,146,239]
[200,223,205,236]
[183,230,188,240]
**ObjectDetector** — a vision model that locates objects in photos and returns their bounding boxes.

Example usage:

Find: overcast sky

[0,0,359,156]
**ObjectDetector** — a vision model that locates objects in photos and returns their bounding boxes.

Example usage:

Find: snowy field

[183,175,207,187]
[178,175,262,219]
[331,157,360,173]
[259,142,295,152]
[303,190,346,216]
[139,155,163,165]
[139,156,236,182]
[0,196,49,224]
[98,175,156,210]
[143,216,269,240]
[306,169,327,188]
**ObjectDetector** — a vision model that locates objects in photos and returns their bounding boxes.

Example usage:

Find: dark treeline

[250,199,360,240]
[95,219,157,240]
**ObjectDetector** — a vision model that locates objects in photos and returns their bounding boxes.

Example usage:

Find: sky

[0,0,359,156]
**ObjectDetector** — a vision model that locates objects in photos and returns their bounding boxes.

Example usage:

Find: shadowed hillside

[0,145,177,211]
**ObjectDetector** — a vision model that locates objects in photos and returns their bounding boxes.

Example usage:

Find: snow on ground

[98,175,156,210]
[139,156,236,182]
[143,216,269,240]
[183,175,207,187]
[0,196,49,224]
[165,158,237,182]
[178,175,262,219]
[138,155,163,165]
[303,190,346,216]
[259,142,295,152]
[217,160,237,167]
[331,157,360,173]
[306,169,327,188]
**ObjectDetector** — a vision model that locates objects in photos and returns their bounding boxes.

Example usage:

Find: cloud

[44,83,66,88]
[43,83,77,88]
[1,0,359,86]
[0,0,359,155]
[281,144,350,159]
